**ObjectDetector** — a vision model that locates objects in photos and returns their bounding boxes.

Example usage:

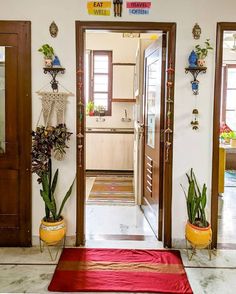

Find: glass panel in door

[146,60,158,148]
[0,46,5,154]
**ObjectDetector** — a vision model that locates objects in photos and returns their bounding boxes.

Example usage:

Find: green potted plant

[220,131,233,144]
[38,44,55,67]
[95,105,106,116]
[86,101,94,116]
[229,131,236,147]
[31,124,75,245]
[181,168,212,250]
[195,39,213,67]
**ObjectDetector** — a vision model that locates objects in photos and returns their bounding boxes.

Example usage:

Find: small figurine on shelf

[52,56,61,68]
[188,50,198,68]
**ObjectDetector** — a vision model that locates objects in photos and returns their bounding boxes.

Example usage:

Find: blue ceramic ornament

[191,80,199,95]
[52,56,61,67]
[188,50,197,68]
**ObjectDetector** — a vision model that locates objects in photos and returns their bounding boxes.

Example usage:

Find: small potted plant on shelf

[86,101,94,116]
[195,39,213,67]
[38,44,55,67]
[31,124,75,245]
[181,168,212,250]
[229,131,236,148]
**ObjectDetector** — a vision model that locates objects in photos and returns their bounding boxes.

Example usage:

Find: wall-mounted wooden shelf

[112,98,136,103]
[112,63,136,66]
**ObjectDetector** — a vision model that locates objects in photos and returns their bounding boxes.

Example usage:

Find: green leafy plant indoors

[40,158,75,222]
[31,124,74,222]
[195,39,213,59]
[86,101,94,115]
[38,44,55,59]
[181,168,208,228]
[229,131,236,139]
[220,131,236,141]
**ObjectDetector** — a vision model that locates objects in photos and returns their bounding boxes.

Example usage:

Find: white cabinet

[86,132,134,170]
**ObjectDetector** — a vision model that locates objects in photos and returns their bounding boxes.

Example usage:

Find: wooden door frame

[76,21,176,248]
[0,21,31,246]
[211,22,236,249]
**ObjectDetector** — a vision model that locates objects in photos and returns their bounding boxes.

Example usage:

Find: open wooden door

[0,22,31,246]
[142,36,166,240]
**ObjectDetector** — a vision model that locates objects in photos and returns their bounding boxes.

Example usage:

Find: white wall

[86,32,137,128]
[1,0,236,244]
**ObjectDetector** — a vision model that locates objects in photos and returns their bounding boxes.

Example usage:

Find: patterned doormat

[225,170,236,187]
[87,176,135,204]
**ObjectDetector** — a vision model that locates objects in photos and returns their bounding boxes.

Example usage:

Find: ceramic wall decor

[49,21,58,38]
[188,50,197,68]
[192,23,201,40]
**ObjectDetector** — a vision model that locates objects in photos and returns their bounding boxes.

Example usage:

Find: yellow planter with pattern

[39,217,66,245]
[185,221,212,249]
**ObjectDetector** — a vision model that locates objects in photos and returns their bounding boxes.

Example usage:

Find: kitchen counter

[86,127,134,134]
[86,130,134,170]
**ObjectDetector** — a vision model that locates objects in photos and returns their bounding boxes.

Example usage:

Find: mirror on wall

[0,46,5,153]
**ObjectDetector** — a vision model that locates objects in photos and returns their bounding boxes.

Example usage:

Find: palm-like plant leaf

[57,178,75,219]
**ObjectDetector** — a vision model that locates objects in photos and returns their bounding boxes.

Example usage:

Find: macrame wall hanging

[36,91,73,126]
[36,86,74,160]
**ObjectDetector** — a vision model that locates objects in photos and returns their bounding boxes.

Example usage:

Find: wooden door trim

[211,22,236,249]
[0,21,31,246]
[75,21,176,248]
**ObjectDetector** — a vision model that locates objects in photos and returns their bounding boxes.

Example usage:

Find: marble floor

[218,183,236,245]
[1,176,236,293]
[0,244,236,293]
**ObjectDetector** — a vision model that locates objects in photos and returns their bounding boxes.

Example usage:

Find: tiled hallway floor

[0,245,236,294]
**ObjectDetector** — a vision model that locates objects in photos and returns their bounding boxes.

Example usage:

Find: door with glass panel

[142,37,166,239]
[0,22,31,246]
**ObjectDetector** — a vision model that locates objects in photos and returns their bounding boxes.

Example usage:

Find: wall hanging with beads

[185,38,213,130]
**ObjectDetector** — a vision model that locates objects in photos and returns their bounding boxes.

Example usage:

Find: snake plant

[181,168,208,228]
[40,158,75,222]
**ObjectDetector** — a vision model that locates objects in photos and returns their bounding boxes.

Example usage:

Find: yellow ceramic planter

[185,221,212,249]
[39,217,66,245]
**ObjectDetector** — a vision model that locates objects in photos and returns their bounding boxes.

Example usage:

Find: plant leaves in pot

[194,39,213,67]
[38,44,55,68]
[181,168,212,249]
[31,124,75,245]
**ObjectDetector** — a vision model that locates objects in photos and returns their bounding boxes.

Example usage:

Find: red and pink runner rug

[48,248,193,293]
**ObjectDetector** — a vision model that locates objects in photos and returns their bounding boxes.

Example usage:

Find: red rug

[48,248,192,293]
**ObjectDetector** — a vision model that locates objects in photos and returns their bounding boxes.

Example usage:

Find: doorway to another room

[76,22,176,248]
[212,23,236,249]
